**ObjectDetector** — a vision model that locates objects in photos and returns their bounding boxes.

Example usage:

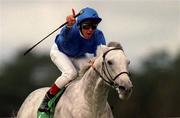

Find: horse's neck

[81,61,110,110]
[94,78,110,110]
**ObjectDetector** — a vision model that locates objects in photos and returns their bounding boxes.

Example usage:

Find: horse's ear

[96,45,109,57]
[107,41,123,51]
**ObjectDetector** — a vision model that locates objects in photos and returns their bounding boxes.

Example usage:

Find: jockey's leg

[50,44,78,88]
[38,84,59,112]
[37,44,77,117]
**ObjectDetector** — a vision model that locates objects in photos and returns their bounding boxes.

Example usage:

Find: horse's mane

[78,41,123,77]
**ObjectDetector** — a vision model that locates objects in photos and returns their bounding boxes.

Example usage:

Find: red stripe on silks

[49,84,60,95]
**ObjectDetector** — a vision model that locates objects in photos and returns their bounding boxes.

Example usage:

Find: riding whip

[24,9,83,55]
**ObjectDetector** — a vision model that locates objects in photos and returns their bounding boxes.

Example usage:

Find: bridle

[91,48,130,88]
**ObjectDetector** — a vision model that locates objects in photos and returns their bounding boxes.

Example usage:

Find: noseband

[92,48,130,88]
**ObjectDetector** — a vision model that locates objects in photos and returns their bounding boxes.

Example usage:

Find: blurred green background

[0,48,180,117]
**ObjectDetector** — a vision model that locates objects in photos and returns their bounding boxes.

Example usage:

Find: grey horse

[17,43,133,118]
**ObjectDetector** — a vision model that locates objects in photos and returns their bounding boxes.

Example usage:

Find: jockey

[37,7,106,117]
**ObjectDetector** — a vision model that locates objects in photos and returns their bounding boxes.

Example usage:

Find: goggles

[81,23,98,30]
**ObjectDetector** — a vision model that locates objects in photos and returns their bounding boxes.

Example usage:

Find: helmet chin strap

[78,24,85,38]
[79,28,91,40]
[79,30,86,39]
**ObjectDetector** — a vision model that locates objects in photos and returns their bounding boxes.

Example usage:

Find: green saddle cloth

[37,87,66,118]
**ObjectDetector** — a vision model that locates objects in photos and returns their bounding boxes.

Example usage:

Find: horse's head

[94,42,133,100]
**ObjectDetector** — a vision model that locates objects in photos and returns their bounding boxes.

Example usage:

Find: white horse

[17,43,133,118]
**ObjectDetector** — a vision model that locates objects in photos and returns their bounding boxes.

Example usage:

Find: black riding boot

[38,91,54,112]
[37,84,60,118]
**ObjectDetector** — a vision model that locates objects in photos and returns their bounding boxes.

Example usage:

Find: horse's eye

[107,60,113,65]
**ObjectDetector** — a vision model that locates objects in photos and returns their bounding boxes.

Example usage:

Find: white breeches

[50,44,92,88]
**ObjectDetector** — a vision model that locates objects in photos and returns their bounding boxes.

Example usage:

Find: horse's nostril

[119,86,126,91]
[119,86,133,93]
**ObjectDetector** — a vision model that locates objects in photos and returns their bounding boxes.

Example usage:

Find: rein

[91,48,130,88]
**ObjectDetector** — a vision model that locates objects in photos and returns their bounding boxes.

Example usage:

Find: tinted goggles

[81,24,98,30]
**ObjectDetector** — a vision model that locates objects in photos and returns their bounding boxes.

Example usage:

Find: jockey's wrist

[66,24,73,29]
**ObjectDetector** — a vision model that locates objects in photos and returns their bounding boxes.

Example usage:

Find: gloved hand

[66,9,76,28]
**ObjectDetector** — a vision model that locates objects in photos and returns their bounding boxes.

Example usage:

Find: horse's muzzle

[116,82,133,100]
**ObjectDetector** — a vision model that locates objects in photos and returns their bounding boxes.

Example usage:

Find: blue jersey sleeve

[96,30,106,45]
[93,30,106,56]
[59,26,74,40]
[55,26,75,46]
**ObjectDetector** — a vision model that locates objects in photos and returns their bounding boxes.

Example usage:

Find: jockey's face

[80,20,98,40]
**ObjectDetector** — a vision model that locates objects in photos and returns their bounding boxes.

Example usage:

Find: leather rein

[91,48,130,88]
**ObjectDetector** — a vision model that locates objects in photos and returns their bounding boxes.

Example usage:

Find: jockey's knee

[69,69,78,79]
[63,69,78,81]
[55,69,77,88]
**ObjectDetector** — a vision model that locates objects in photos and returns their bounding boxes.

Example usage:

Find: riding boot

[37,84,60,118]
[38,91,54,112]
